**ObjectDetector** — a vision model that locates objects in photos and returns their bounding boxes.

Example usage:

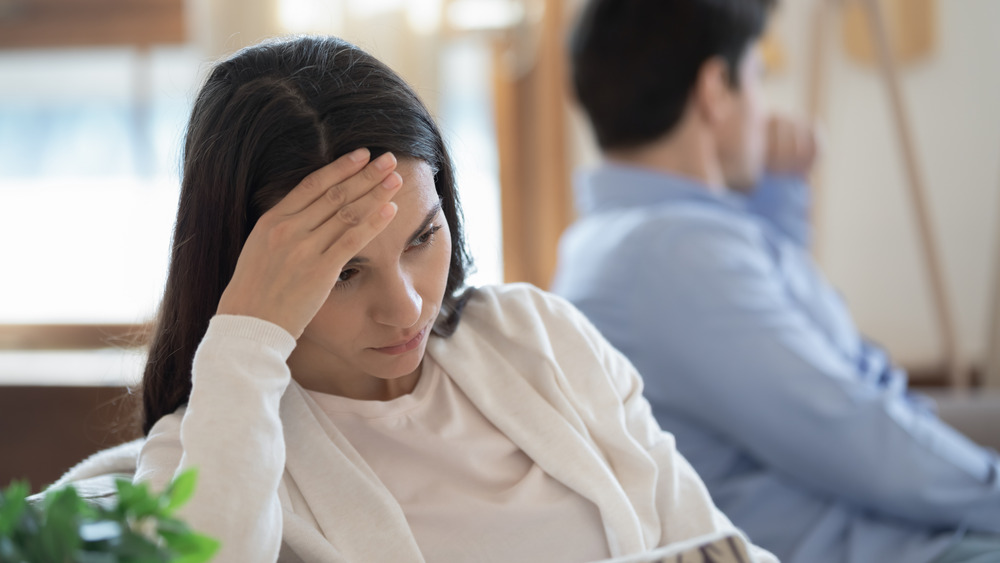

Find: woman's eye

[338,268,358,283]
[409,225,441,249]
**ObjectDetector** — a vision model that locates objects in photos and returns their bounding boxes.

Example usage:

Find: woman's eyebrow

[342,203,443,266]
[408,201,443,242]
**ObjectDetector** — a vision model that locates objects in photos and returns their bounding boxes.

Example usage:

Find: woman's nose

[373,270,422,328]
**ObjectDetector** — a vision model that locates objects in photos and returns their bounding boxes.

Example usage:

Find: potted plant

[0,469,219,562]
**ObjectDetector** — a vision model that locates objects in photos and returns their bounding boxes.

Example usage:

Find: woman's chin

[373,348,426,381]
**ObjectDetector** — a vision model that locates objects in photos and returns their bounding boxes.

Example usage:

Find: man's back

[552,163,1000,563]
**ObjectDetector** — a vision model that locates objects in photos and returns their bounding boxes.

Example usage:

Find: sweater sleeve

[538,291,780,563]
[134,315,297,563]
[605,324,779,563]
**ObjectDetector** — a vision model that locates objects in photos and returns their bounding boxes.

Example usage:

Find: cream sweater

[134,284,777,563]
[307,355,612,562]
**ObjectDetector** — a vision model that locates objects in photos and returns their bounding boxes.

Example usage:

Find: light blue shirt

[552,163,1000,563]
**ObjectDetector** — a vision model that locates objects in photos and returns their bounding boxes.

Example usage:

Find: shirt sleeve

[744,174,813,248]
[635,223,1000,533]
[134,315,297,563]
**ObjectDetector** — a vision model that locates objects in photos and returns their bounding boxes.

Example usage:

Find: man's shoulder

[571,200,767,260]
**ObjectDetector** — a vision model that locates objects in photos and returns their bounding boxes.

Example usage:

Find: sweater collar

[426,299,652,557]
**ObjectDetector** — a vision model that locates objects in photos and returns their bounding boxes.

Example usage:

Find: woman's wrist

[206,314,298,358]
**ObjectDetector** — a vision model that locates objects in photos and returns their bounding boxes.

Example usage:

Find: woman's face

[287,158,452,400]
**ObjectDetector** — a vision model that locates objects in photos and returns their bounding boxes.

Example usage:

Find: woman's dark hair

[571,0,776,150]
[140,36,473,434]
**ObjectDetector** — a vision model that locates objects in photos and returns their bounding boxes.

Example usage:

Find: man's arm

[635,223,1000,533]
[745,115,819,248]
[745,174,812,247]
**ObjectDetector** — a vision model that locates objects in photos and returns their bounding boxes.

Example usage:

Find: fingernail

[381,172,402,190]
[348,148,369,162]
[380,202,398,218]
[375,152,396,171]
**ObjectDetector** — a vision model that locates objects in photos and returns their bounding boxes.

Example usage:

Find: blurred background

[1,0,998,489]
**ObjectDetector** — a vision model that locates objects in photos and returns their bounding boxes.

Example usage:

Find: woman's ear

[693,56,734,125]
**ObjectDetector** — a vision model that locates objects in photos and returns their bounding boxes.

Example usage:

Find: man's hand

[766,115,820,177]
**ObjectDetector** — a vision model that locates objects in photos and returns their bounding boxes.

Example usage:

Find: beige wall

[765,0,1000,369]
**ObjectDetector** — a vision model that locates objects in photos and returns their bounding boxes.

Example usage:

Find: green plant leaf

[39,487,85,561]
[155,516,189,536]
[1,469,218,563]
[114,528,171,562]
[75,550,118,563]
[0,481,30,536]
[162,470,198,515]
[115,480,160,520]
[161,531,220,563]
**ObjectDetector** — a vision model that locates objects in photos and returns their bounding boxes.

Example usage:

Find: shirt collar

[575,162,746,215]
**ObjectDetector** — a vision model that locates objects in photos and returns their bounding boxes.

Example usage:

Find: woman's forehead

[391,159,439,213]
[357,158,443,253]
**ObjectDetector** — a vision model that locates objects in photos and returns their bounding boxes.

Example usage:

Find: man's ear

[693,56,734,125]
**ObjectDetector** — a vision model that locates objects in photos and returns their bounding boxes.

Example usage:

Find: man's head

[570,0,776,191]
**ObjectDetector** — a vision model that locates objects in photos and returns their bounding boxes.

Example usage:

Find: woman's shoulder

[457,283,606,353]
[465,283,580,320]
[448,284,637,406]
[458,283,590,337]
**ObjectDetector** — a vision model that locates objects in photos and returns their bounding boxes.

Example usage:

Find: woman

[133,35,776,563]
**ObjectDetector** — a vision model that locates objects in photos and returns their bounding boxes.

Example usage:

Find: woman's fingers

[298,152,401,231]
[315,170,402,255]
[322,201,399,263]
[216,151,405,337]
[270,147,374,215]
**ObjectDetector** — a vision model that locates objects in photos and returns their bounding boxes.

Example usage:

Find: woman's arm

[136,315,295,562]
[135,149,405,562]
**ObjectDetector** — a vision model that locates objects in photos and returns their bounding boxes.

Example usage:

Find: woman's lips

[373,326,428,355]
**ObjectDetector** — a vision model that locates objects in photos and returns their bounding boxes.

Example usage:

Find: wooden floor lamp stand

[807,0,968,387]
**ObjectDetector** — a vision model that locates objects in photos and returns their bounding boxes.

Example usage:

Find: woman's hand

[216,148,402,338]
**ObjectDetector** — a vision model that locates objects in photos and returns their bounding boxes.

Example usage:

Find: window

[0,22,503,384]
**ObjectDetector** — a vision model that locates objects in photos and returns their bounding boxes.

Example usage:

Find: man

[551,1,1000,562]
